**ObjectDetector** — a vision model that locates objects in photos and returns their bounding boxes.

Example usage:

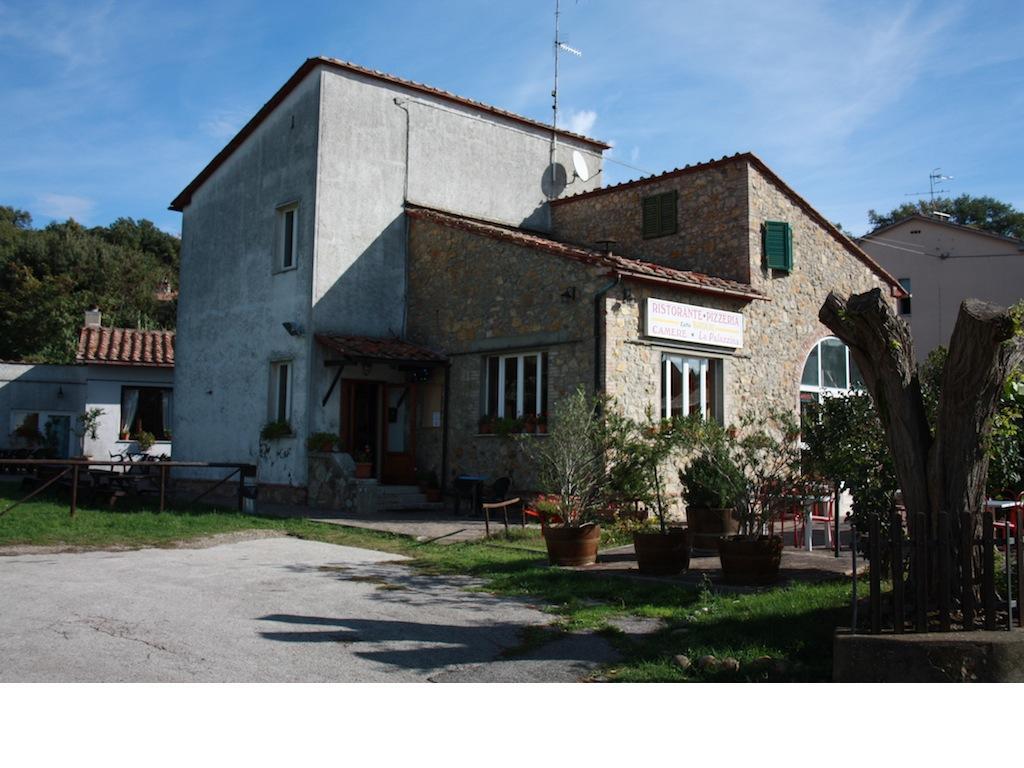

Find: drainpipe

[394,98,412,337]
[440,361,451,493]
[593,272,621,397]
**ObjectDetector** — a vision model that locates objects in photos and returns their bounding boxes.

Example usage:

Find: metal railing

[0,459,256,517]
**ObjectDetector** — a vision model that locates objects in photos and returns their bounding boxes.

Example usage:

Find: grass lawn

[0,481,853,681]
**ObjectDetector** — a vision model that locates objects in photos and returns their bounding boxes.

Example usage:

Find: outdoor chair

[481,476,511,505]
[481,497,525,537]
[796,493,835,549]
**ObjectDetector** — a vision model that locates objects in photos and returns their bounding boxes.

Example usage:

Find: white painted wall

[82,365,174,460]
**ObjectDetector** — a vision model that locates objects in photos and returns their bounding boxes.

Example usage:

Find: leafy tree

[0,206,180,362]
[867,194,1024,239]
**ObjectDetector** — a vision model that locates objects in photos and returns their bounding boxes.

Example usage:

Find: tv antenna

[904,168,954,202]
[548,0,583,197]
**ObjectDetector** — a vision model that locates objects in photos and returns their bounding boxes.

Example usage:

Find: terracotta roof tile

[76,327,175,368]
[315,334,446,363]
[406,206,767,302]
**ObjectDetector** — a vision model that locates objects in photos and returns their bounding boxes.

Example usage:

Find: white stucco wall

[0,363,86,457]
[82,365,174,460]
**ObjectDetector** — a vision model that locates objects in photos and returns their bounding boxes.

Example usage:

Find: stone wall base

[171,478,307,509]
[833,628,1024,682]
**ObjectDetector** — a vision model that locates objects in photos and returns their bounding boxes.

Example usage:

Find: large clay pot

[543,523,601,566]
[354,462,373,479]
[718,535,783,585]
[686,507,741,552]
[633,527,690,575]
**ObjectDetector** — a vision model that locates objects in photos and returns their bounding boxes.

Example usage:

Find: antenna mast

[549,0,582,198]
[904,167,954,203]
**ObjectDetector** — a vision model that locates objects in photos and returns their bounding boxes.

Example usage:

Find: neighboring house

[0,310,174,460]
[171,57,905,508]
[858,214,1024,359]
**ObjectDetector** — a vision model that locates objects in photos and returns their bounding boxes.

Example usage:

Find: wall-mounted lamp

[282,322,304,337]
[361,362,373,376]
[560,287,578,302]
[622,286,634,302]
[57,385,64,399]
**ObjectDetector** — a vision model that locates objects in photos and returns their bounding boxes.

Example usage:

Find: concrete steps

[376,484,445,512]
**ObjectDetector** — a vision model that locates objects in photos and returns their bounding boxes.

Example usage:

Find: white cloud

[35,193,96,222]
[566,109,597,136]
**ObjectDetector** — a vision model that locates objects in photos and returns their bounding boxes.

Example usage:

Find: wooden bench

[481,497,525,537]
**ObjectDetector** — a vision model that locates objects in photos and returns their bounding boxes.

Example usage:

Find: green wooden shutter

[659,190,677,236]
[642,191,678,238]
[764,221,793,271]
[642,196,660,238]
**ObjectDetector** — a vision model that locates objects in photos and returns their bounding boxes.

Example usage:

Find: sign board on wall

[645,298,744,349]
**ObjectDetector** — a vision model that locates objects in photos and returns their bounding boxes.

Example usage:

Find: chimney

[84,306,101,328]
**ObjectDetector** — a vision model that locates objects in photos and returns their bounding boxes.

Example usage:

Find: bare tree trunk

[819,289,933,526]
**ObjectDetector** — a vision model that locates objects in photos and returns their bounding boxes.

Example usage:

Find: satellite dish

[572,150,591,182]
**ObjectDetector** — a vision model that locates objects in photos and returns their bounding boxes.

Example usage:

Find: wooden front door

[380,383,416,484]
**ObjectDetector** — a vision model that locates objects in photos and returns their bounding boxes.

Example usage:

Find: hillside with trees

[0,206,179,363]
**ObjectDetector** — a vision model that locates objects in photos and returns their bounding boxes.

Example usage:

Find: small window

[642,191,678,239]
[898,278,912,315]
[121,387,173,440]
[661,355,721,422]
[270,361,292,424]
[482,352,548,421]
[276,203,298,271]
[763,221,793,272]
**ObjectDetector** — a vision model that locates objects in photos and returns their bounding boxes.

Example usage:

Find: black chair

[481,477,511,504]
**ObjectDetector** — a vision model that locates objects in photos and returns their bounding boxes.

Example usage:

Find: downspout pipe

[593,272,621,398]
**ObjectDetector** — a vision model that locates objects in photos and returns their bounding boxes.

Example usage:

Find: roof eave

[610,270,768,302]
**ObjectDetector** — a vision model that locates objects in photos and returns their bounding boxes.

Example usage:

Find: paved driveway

[0,536,562,682]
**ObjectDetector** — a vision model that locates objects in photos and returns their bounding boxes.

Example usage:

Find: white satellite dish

[572,150,591,182]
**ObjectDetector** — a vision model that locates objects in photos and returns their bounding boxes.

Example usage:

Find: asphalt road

[0,536,588,682]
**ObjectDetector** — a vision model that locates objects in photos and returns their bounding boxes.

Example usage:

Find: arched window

[799,337,863,421]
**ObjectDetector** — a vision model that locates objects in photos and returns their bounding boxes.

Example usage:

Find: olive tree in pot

[520,388,612,566]
[686,412,803,584]
[679,444,744,554]
[606,412,691,575]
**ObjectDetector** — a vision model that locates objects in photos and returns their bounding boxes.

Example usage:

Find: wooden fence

[861,508,1023,633]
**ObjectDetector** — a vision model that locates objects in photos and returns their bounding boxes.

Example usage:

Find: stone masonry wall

[407,217,605,490]
[550,160,750,282]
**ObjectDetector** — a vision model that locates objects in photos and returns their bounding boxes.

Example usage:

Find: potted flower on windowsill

[260,420,292,441]
[520,388,611,566]
[306,432,338,453]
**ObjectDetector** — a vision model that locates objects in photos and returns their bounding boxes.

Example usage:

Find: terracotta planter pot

[633,527,690,575]
[543,523,601,566]
[718,535,783,585]
[354,462,373,479]
[686,506,741,552]
[425,488,442,503]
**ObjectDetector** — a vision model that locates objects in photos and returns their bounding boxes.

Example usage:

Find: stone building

[171,57,905,508]
[405,153,906,497]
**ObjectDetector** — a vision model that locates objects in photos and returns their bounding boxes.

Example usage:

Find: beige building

[858,214,1024,359]
[406,153,906,497]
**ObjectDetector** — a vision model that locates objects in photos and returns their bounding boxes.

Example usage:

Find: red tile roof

[76,327,175,368]
[550,152,907,297]
[406,205,767,302]
[315,334,447,363]
[170,56,609,212]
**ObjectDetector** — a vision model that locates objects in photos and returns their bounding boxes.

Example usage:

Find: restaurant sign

[645,298,744,349]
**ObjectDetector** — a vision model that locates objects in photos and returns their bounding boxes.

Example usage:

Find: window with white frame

[799,337,863,423]
[276,203,298,271]
[898,278,912,315]
[483,352,547,420]
[661,354,721,421]
[10,410,74,457]
[269,360,292,425]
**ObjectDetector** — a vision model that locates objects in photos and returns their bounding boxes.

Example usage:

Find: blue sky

[1,0,1021,237]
